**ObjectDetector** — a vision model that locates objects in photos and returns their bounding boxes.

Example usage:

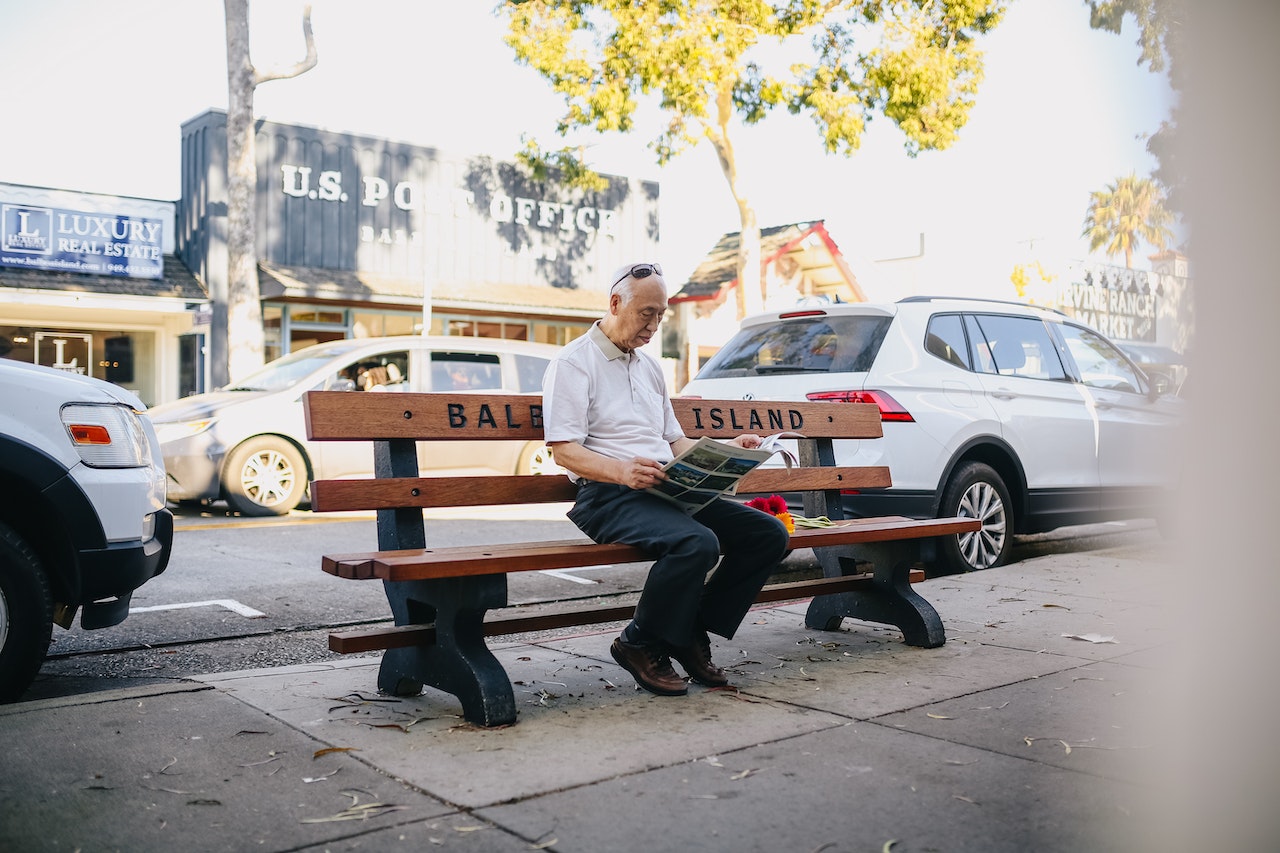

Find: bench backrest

[302,391,888,514]
[303,392,882,442]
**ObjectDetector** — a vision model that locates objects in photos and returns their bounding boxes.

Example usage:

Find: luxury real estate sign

[1,201,164,280]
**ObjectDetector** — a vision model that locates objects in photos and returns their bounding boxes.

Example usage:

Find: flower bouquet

[745,494,837,532]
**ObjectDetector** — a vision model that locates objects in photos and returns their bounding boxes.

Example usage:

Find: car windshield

[695,314,892,379]
[221,341,368,392]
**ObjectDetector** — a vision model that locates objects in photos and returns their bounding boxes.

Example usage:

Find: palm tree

[1081,174,1175,268]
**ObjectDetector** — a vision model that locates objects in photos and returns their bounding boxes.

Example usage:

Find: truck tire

[0,522,53,703]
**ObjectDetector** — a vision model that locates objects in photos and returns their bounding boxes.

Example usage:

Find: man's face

[609,277,668,351]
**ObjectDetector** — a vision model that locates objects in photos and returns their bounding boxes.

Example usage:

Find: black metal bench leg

[804,540,946,648]
[378,575,517,727]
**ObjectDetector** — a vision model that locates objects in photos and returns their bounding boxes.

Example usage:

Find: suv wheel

[0,522,54,703]
[224,437,307,516]
[939,461,1013,572]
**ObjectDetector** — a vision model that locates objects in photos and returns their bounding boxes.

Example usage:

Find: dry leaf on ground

[1062,633,1117,644]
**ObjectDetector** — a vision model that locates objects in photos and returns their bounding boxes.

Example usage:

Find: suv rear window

[696,314,891,378]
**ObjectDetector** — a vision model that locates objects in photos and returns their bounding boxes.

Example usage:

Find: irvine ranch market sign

[1,203,164,280]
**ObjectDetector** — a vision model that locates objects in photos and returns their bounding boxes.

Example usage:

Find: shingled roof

[670,220,865,304]
[0,254,207,301]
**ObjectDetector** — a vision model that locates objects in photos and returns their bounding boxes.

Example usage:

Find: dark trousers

[568,482,790,649]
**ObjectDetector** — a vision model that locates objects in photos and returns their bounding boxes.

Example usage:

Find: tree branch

[254,4,318,85]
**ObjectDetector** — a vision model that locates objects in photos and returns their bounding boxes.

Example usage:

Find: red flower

[745,494,795,533]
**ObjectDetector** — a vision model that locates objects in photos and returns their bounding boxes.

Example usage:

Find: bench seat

[320,515,979,581]
[303,390,981,727]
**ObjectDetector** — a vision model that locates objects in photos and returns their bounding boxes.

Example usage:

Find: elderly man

[542,261,790,696]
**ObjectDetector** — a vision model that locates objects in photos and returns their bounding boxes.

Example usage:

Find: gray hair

[609,262,665,304]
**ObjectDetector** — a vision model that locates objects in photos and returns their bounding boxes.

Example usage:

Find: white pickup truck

[0,359,173,702]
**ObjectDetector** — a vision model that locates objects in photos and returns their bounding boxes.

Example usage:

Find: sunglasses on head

[611,262,663,292]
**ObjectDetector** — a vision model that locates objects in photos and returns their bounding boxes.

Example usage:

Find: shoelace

[645,647,676,670]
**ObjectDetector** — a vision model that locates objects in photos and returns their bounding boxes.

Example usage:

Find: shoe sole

[610,643,688,696]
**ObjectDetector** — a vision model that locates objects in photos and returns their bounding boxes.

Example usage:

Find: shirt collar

[588,321,630,361]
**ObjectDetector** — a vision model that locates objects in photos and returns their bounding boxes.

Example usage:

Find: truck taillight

[805,389,915,422]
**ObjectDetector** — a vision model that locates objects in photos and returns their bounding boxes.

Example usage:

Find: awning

[258,262,607,318]
[0,254,207,302]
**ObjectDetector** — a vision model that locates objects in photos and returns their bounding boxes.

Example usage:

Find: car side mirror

[1148,373,1172,399]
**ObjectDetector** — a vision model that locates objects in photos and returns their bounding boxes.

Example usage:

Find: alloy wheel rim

[955,481,1007,569]
[528,446,561,476]
[241,450,296,507]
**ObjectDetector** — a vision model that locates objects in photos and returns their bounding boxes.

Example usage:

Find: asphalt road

[21,502,1163,703]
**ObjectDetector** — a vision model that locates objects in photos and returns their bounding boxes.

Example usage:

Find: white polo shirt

[543,322,684,480]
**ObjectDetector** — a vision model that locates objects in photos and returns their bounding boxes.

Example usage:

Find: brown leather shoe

[610,638,688,696]
[669,631,729,687]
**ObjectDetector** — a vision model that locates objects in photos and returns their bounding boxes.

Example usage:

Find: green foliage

[1085,0,1186,213]
[1081,173,1175,269]
[503,0,1006,172]
[1085,0,1185,84]
[516,136,610,192]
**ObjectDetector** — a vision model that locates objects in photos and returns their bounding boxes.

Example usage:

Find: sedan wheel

[224,437,307,516]
[518,442,565,476]
[939,461,1013,572]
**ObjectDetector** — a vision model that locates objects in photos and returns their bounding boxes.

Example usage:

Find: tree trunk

[708,85,763,321]
[224,0,264,383]
[220,1,316,384]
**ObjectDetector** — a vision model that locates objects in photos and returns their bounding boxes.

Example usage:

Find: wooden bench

[303,391,980,727]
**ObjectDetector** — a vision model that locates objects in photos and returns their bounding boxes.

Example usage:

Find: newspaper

[645,433,801,514]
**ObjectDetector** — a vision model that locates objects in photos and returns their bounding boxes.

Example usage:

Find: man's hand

[730,434,763,449]
[618,457,667,490]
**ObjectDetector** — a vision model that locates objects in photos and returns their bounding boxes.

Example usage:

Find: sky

[0,0,1172,302]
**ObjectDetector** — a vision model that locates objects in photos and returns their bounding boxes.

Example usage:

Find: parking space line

[129,599,267,618]
[539,566,611,585]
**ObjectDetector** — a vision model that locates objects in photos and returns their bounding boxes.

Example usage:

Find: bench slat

[327,569,926,654]
[321,516,980,582]
[737,465,890,494]
[303,391,883,441]
[309,465,892,512]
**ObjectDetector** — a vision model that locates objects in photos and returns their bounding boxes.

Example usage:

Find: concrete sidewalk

[0,537,1174,852]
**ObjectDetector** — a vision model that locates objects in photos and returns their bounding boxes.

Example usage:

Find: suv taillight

[805,389,915,422]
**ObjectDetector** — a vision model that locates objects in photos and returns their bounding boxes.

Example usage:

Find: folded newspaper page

[645,433,801,514]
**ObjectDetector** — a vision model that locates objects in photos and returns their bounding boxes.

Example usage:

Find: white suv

[681,297,1183,572]
[0,359,173,701]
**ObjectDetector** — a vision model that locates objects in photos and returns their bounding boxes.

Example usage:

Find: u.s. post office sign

[1,202,164,280]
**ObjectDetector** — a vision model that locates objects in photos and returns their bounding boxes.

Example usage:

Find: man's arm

[555,433,767,490]
[550,441,668,490]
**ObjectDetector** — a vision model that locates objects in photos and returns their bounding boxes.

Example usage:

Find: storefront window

[477,321,527,340]
[290,309,345,325]
[264,306,284,364]
[179,333,205,398]
[0,326,157,404]
[534,324,590,346]
[0,328,36,364]
[352,311,417,339]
